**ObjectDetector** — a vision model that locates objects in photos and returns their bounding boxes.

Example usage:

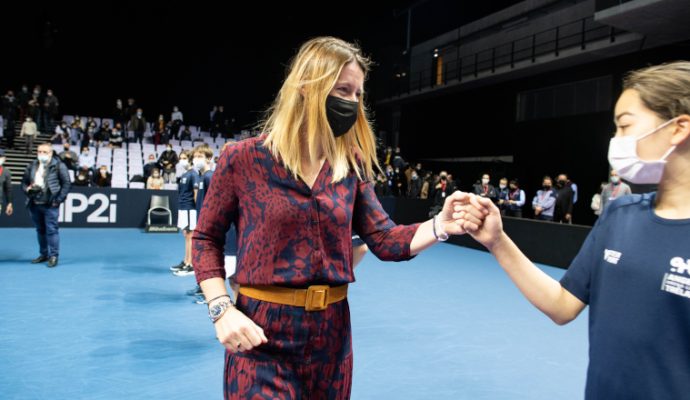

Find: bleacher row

[58,115,239,189]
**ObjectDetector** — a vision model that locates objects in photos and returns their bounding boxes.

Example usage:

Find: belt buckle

[305,285,329,312]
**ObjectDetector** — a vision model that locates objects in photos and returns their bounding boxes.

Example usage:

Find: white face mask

[499,184,507,189]
[482,178,490,185]
[610,176,620,184]
[179,159,189,169]
[608,118,677,184]
[0,158,4,166]
[38,155,50,163]
[193,159,206,171]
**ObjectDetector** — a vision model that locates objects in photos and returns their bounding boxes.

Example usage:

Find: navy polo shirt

[560,193,690,400]
[177,169,199,211]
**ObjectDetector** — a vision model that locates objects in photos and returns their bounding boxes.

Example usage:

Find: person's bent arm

[456,198,586,325]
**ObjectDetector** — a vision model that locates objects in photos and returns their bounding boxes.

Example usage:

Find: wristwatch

[208,300,232,323]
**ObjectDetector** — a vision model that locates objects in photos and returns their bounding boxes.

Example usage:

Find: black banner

[0,186,179,228]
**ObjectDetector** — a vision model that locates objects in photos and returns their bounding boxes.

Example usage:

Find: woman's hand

[453,196,504,250]
[439,191,488,235]
[214,304,268,353]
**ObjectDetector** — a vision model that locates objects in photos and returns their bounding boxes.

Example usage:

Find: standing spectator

[158,144,178,183]
[153,114,166,146]
[208,106,217,132]
[554,173,575,223]
[0,149,13,216]
[42,89,59,129]
[393,166,406,197]
[446,173,458,192]
[2,90,18,149]
[128,108,147,144]
[431,171,454,215]
[382,146,393,166]
[109,123,124,148]
[174,144,214,277]
[22,143,70,268]
[392,146,405,170]
[170,150,198,274]
[566,174,578,204]
[473,173,498,202]
[496,177,510,214]
[374,173,387,197]
[171,106,183,139]
[20,116,39,154]
[113,99,126,129]
[58,143,79,171]
[420,171,432,199]
[599,169,632,212]
[211,105,226,138]
[93,166,112,187]
[124,98,137,120]
[504,179,526,218]
[17,85,31,121]
[532,176,557,221]
[408,169,422,198]
[146,167,164,189]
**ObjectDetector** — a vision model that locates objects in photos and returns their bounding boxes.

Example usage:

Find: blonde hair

[261,36,380,182]
[192,143,213,159]
[623,61,690,120]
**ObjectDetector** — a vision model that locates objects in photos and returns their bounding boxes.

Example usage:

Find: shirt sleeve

[192,145,240,283]
[352,179,421,262]
[559,211,606,304]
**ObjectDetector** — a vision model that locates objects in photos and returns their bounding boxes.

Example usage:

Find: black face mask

[326,95,358,137]
[543,185,552,190]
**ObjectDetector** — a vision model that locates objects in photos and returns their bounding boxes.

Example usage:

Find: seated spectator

[158,145,178,183]
[94,121,112,147]
[420,171,432,200]
[78,146,95,170]
[179,125,192,141]
[58,143,79,171]
[532,176,557,221]
[143,154,159,180]
[73,168,91,187]
[109,123,124,148]
[93,165,112,187]
[70,120,83,146]
[473,173,498,202]
[51,121,70,144]
[146,168,165,190]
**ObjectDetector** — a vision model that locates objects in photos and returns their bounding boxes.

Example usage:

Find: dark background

[4,0,689,226]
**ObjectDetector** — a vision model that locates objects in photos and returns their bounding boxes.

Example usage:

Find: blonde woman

[457,61,690,399]
[192,37,480,399]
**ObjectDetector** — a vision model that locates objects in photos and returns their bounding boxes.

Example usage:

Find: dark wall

[381,41,690,226]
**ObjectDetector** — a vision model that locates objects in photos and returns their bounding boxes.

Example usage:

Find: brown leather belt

[238,284,348,312]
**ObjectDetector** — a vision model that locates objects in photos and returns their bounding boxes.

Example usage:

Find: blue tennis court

[0,228,587,399]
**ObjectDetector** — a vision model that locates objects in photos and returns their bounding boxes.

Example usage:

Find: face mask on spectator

[0,158,5,166]
[610,176,620,184]
[38,155,50,163]
[193,159,206,170]
[499,184,506,189]
[137,112,142,117]
[482,178,489,185]
[543,184,551,190]
[153,173,160,178]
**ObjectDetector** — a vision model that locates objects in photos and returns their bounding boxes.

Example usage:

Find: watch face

[210,305,222,317]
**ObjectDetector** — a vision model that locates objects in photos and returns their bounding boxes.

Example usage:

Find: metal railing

[389,17,626,98]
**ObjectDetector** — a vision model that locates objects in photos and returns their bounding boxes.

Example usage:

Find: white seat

[130,182,145,189]
[163,183,178,190]
[111,181,128,188]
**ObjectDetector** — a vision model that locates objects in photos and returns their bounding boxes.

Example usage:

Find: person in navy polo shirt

[457,61,690,399]
[170,150,199,274]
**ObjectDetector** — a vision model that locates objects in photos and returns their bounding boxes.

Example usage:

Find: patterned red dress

[193,135,421,399]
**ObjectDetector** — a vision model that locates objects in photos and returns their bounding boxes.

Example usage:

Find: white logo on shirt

[603,249,622,265]
[661,257,690,300]
[181,178,187,184]
[670,257,690,275]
